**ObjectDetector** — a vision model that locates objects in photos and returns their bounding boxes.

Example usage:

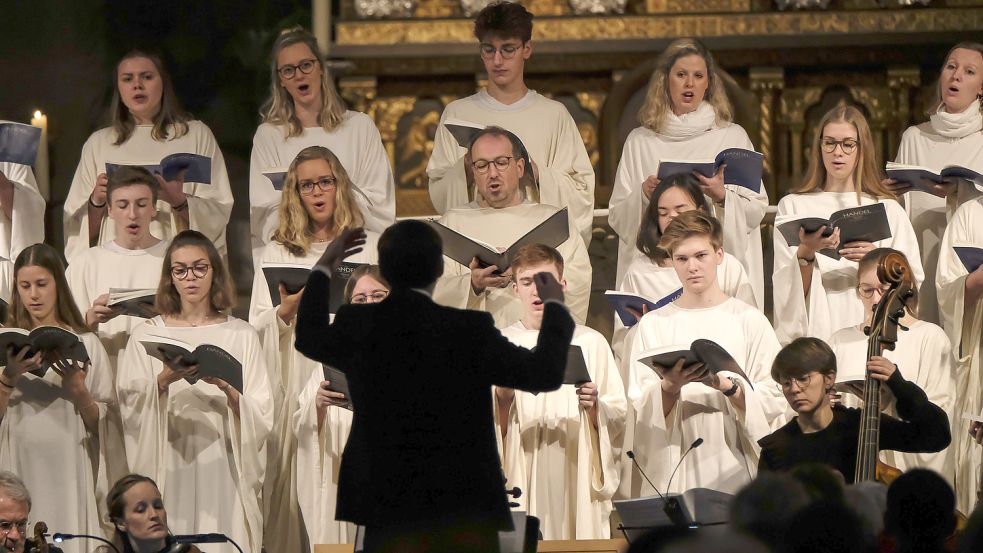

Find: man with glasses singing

[426,1,595,246]
[759,337,950,484]
[432,127,591,326]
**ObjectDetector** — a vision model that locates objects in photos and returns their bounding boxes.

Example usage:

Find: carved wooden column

[887,66,922,155]
[849,87,893,163]
[750,67,784,199]
[778,87,823,192]
[339,76,379,118]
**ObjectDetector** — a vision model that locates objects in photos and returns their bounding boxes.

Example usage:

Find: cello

[854,252,913,484]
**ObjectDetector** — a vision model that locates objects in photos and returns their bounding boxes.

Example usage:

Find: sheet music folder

[613,488,733,541]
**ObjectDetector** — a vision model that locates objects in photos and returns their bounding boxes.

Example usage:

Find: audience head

[107,166,161,247]
[155,230,235,316]
[957,501,983,553]
[511,244,567,319]
[844,481,888,540]
[789,463,846,504]
[0,472,31,553]
[274,145,365,256]
[799,105,891,200]
[343,265,390,305]
[107,474,170,553]
[657,210,724,295]
[771,338,837,419]
[378,220,443,291]
[884,469,955,553]
[660,532,770,553]
[10,244,87,332]
[639,38,732,132]
[932,42,983,115]
[262,26,346,135]
[731,472,810,549]
[468,127,527,208]
[781,499,869,553]
[636,172,709,263]
[856,248,919,319]
[473,2,533,90]
[110,49,190,146]
[625,526,691,553]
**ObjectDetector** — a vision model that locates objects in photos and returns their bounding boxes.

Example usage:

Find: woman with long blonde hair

[608,38,768,307]
[888,42,983,326]
[64,49,234,263]
[772,105,923,344]
[0,244,116,553]
[117,231,273,553]
[249,26,393,264]
[248,146,378,550]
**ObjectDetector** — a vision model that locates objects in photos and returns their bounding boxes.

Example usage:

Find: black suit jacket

[295,269,575,530]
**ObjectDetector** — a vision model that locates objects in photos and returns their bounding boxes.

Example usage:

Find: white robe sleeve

[0,162,44,260]
[771,199,827,344]
[248,125,283,251]
[292,370,356,545]
[346,115,396,234]
[64,135,103,262]
[427,110,471,213]
[183,125,234,256]
[534,113,595,246]
[608,133,647,274]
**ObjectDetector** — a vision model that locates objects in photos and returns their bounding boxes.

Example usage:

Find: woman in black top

[758,337,950,483]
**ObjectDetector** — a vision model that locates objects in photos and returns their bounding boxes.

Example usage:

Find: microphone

[626,450,669,503]
[52,533,120,553]
[660,438,704,528]
[172,533,245,553]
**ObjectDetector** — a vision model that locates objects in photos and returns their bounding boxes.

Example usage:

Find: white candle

[30,110,49,201]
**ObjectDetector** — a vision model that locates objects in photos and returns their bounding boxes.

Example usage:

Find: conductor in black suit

[295,220,575,553]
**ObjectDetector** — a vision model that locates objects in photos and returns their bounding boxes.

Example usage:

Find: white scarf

[930,99,983,138]
[659,102,719,140]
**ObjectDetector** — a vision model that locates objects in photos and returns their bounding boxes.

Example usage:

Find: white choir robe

[936,197,983,514]
[611,251,757,500]
[0,161,45,260]
[608,124,769,303]
[497,323,626,539]
[248,114,395,260]
[895,121,983,324]
[292,371,356,546]
[625,298,785,498]
[117,317,273,553]
[64,122,234,263]
[830,321,956,485]
[248,234,378,551]
[426,90,595,245]
[772,192,924,344]
[66,240,168,367]
[432,202,592,326]
[0,332,116,553]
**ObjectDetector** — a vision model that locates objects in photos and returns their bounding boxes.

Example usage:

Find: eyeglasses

[170,263,211,281]
[299,177,337,195]
[351,291,389,304]
[277,59,318,79]
[0,519,28,535]
[820,137,859,154]
[472,156,513,174]
[857,284,891,299]
[776,372,816,392]
[479,43,524,60]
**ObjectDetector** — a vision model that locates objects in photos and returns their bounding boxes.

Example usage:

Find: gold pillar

[339,76,379,118]
[887,66,922,155]
[750,67,784,199]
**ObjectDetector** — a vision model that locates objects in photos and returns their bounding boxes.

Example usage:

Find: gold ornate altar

[323,0,983,216]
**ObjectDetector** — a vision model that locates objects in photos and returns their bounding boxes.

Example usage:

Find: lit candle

[30,110,49,201]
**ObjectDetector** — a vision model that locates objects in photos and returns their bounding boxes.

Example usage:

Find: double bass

[854,252,913,484]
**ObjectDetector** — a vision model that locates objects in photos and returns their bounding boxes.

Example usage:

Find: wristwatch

[722,377,740,397]
[797,256,815,267]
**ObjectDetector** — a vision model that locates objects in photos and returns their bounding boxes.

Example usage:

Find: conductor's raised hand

[533,272,564,304]
[315,227,367,272]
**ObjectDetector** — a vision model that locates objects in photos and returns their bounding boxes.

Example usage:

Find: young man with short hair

[427,1,595,245]
[626,210,784,497]
[496,243,625,539]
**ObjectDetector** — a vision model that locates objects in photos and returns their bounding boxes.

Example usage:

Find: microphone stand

[51,533,120,553]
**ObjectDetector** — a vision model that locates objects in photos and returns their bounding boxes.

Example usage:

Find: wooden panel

[537,538,629,553]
